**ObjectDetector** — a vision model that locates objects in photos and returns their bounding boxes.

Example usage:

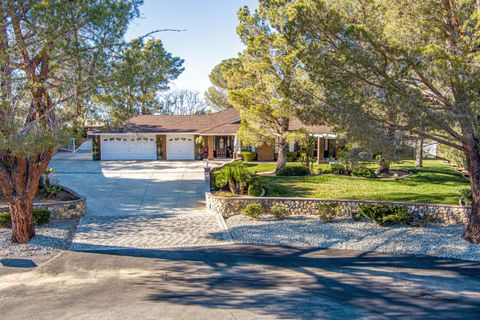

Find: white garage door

[166,135,195,160]
[101,135,157,160]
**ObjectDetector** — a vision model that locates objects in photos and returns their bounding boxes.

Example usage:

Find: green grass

[252,160,469,205]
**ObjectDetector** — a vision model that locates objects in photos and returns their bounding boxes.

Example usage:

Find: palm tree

[215,162,253,195]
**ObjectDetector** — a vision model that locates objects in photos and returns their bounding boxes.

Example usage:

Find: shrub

[39,184,63,198]
[270,205,290,219]
[459,188,472,205]
[287,151,299,162]
[330,163,348,175]
[242,203,262,219]
[0,210,51,227]
[241,151,257,162]
[33,209,51,225]
[214,162,253,195]
[356,204,413,227]
[316,202,340,223]
[276,166,310,176]
[0,212,11,228]
[351,165,376,178]
[247,180,263,197]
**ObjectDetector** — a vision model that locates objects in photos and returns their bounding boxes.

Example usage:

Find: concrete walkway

[49,156,232,250]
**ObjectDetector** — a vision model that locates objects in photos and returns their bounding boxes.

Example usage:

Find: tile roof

[97,108,334,135]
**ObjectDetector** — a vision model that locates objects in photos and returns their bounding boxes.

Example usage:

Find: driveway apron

[50,155,232,250]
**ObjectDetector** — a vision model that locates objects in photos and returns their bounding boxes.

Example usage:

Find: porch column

[317,137,324,164]
[208,136,214,160]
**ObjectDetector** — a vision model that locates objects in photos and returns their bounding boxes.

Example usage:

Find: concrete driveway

[52,159,207,216]
[50,155,232,250]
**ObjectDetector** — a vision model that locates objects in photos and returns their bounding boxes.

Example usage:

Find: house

[89,109,337,163]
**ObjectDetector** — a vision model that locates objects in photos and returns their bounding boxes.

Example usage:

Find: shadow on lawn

[74,244,480,319]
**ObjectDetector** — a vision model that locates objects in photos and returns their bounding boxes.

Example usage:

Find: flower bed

[0,186,86,220]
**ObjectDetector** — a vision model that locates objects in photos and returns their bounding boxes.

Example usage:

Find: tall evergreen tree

[97,38,183,127]
[269,0,480,243]
[0,0,142,243]
[223,5,305,172]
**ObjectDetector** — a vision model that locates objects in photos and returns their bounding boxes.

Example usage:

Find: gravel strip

[0,218,79,258]
[226,215,480,262]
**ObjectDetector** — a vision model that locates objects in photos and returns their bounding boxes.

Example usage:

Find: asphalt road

[1,245,480,319]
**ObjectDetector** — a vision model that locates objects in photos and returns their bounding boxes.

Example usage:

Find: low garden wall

[0,186,86,220]
[205,192,471,225]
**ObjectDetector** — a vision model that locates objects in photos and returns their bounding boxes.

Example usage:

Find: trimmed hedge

[276,166,310,176]
[241,151,257,162]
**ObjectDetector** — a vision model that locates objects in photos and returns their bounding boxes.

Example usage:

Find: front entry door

[215,136,227,157]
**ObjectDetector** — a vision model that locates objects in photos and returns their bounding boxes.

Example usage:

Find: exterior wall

[207,136,214,160]
[92,135,101,160]
[206,193,470,225]
[0,186,86,220]
[156,135,167,160]
[257,143,275,161]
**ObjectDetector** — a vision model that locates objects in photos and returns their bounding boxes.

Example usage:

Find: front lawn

[249,160,469,205]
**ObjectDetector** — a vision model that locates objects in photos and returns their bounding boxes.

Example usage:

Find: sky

[125,0,258,96]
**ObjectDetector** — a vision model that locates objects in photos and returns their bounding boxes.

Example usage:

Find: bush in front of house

[0,212,11,228]
[330,163,348,175]
[241,203,262,219]
[287,151,299,162]
[270,205,290,219]
[351,165,376,178]
[276,166,310,176]
[354,204,413,227]
[247,179,263,197]
[33,209,51,225]
[316,202,341,223]
[241,151,257,162]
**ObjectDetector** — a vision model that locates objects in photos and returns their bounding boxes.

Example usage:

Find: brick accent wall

[156,135,167,160]
[257,143,275,161]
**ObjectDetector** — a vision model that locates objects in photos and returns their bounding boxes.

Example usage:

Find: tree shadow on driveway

[76,244,480,319]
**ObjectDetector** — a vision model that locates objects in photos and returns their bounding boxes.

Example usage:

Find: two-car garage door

[100,134,195,160]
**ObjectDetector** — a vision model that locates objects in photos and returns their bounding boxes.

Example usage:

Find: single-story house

[89,108,337,163]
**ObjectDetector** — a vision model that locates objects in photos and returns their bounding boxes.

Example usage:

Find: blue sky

[126,0,258,96]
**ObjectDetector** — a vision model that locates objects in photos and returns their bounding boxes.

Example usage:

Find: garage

[166,134,195,160]
[101,135,157,160]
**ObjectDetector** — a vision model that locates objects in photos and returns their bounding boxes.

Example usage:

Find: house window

[324,139,329,150]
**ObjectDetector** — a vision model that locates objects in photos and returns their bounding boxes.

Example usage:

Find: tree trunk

[416,138,424,168]
[462,142,480,244]
[275,139,288,173]
[375,156,390,175]
[10,197,35,243]
[0,150,54,244]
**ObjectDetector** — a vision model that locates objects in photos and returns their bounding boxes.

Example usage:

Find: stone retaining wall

[206,192,470,225]
[0,186,86,220]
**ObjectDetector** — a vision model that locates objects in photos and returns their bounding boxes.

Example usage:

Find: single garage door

[101,135,157,160]
[166,135,195,160]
